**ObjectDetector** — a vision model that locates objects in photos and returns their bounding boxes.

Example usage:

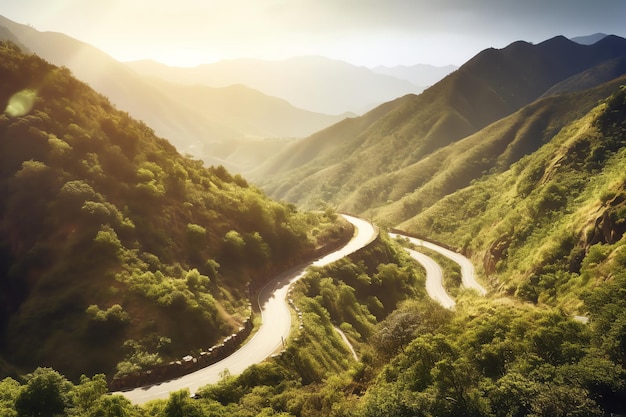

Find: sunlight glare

[5,89,37,117]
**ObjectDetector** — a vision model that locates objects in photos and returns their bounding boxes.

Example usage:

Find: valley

[118,219,479,404]
[0,12,625,417]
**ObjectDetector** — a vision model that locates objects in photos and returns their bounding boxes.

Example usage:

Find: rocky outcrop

[586,192,626,247]
[483,235,511,276]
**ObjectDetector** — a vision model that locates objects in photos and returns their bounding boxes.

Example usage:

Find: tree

[223,230,246,265]
[243,232,270,267]
[72,373,108,414]
[163,389,204,417]
[529,383,601,417]
[91,394,140,417]
[489,371,539,417]
[14,368,73,417]
[0,377,20,417]
[370,300,451,360]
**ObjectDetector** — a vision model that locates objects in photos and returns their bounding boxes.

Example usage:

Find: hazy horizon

[2,1,626,68]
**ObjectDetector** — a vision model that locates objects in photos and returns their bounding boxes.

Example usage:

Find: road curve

[118,214,377,404]
[405,248,455,309]
[392,233,487,296]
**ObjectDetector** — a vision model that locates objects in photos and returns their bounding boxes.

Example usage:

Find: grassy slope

[401,84,626,311]
[2,84,625,417]
[369,75,626,226]
[175,88,626,417]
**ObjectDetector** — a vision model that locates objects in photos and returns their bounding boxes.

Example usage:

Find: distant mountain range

[3,13,618,190]
[253,35,626,223]
[570,32,608,45]
[0,14,457,173]
[0,15,349,172]
[126,56,434,115]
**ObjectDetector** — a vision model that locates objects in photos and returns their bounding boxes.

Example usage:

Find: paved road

[118,214,377,404]
[404,248,455,309]
[395,234,487,296]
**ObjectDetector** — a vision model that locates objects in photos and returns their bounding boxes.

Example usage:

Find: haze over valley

[1,1,626,416]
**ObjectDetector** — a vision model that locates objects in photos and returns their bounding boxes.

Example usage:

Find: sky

[2,0,626,68]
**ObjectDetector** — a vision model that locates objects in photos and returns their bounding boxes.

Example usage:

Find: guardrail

[110,315,254,391]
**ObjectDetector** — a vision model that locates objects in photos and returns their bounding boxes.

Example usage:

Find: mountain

[571,32,608,45]
[2,75,625,413]
[371,63,457,88]
[0,41,349,380]
[0,15,344,171]
[0,25,23,49]
[126,56,421,115]
[370,73,626,225]
[540,55,626,97]
[142,79,345,171]
[253,35,626,214]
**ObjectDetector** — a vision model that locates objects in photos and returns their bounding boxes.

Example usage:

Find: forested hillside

[2,224,625,416]
[351,83,626,417]
[367,73,626,226]
[0,41,350,380]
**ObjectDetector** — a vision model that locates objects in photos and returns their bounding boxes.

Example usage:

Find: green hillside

[254,36,626,212]
[142,84,625,417]
[0,41,349,380]
[402,84,626,310]
[367,74,626,226]
[540,55,626,97]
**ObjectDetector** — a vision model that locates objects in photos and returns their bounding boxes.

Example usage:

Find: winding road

[118,214,377,404]
[406,248,456,309]
[390,233,486,308]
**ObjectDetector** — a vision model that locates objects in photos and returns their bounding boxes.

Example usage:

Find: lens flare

[5,89,37,117]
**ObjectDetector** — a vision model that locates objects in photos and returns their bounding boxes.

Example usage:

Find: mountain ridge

[371,63,457,87]
[571,32,608,45]
[401,83,626,296]
[126,55,423,115]
[254,35,626,213]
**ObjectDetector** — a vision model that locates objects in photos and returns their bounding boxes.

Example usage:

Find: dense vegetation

[2,233,625,416]
[0,41,349,381]
[0,235,438,417]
